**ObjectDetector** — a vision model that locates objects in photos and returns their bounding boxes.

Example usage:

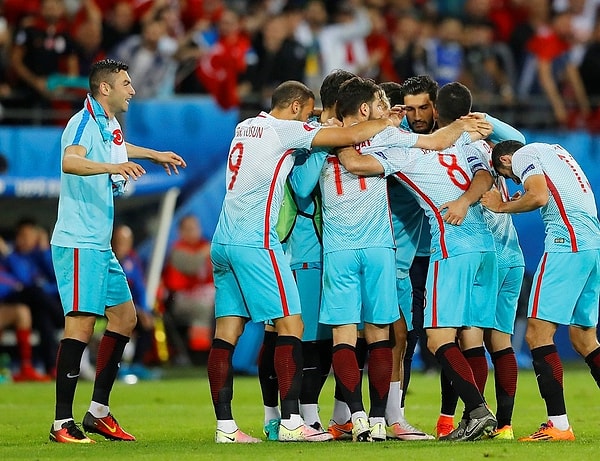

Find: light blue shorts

[529,250,600,327]
[425,252,497,329]
[320,248,399,326]
[52,245,132,316]
[396,275,413,330]
[211,243,302,322]
[293,265,332,341]
[494,265,524,334]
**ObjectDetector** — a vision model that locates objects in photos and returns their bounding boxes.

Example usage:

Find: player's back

[391,144,494,260]
[213,112,320,249]
[513,143,600,252]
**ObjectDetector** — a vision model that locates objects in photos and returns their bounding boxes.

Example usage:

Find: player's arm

[125,142,187,175]
[439,169,494,225]
[481,174,548,213]
[336,146,384,176]
[413,117,492,150]
[311,115,400,147]
[289,149,327,198]
[62,144,146,180]
[480,113,526,144]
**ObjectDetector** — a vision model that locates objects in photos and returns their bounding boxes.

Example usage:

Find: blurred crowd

[0,0,600,130]
[0,214,215,382]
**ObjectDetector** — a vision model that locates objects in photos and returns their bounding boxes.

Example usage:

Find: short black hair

[399,75,439,104]
[335,77,381,120]
[89,59,129,96]
[379,81,403,107]
[271,80,315,110]
[436,82,472,125]
[491,140,524,171]
[320,69,356,109]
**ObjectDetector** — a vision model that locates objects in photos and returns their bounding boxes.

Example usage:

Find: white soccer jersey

[466,141,524,269]
[319,126,419,254]
[212,112,321,249]
[511,143,600,252]
[372,143,495,261]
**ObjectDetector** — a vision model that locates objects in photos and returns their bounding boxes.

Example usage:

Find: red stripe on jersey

[73,248,80,312]
[393,173,448,258]
[545,174,578,252]
[431,260,439,328]
[531,252,548,318]
[269,249,290,317]
[264,149,295,248]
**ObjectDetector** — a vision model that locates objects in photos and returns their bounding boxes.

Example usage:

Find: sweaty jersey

[52,99,126,250]
[372,143,494,261]
[319,126,419,254]
[511,143,600,252]
[212,112,322,249]
[468,140,524,269]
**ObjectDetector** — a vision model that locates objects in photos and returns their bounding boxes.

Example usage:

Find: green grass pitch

[0,364,598,460]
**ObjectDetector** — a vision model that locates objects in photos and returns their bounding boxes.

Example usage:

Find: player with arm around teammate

[208,80,401,443]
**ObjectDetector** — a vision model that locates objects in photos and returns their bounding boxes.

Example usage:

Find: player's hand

[439,197,469,225]
[386,111,402,127]
[324,117,343,127]
[480,188,503,212]
[459,117,493,140]
[111,161,146,180]
[152,151,187,175]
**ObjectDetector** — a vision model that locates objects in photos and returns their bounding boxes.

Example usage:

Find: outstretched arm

[62,144,147,181]
[125,143,187,175]
[337,147,385,176]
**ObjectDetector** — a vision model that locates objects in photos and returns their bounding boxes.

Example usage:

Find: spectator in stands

[162,214,214,359]
[176,8,251,108]
[462,18,516,107]
[9,0,79,124]
[111,224,159,380]
[389,13,428,83]
[72,0,106,77]
[580,17,600,131]
[243,13,307,110]
[111,12,178,98]
[2,218,63,375]
[517,6,591,128]
[294,0,371,99]
[0,296,50,382]
[100,1,139,57]
[423,15,465,87]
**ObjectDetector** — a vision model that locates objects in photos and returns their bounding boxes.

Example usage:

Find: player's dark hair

[436,82,472,125]
[89,59,129,96]
[399,75,439,104]
[491,140,524,171]
[271,80,315,110]
[320,69,356,109]
[379,81,403,107]
[335,77,381,120]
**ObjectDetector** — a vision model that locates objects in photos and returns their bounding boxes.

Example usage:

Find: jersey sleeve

[485,113,526,144]
[512,147,544,183]
[289,148,328,198]
[367,146,414,177]
[373,126,419,148]
[279,120,322,150]
[462,143,489,175]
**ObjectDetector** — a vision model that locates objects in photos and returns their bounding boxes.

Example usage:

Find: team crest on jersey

[522,164,535,175]
[303,122,317,131]
[113,129,124,145]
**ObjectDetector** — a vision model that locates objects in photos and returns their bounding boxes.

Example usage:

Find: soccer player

[259,70,357,441]
[49,58,186,444]
[208,80,401,444]
[435,82,526,440]
[481,140,600,442]
[337,87,499,442]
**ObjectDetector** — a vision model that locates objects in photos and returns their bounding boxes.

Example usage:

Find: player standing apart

[49,58,186,443]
